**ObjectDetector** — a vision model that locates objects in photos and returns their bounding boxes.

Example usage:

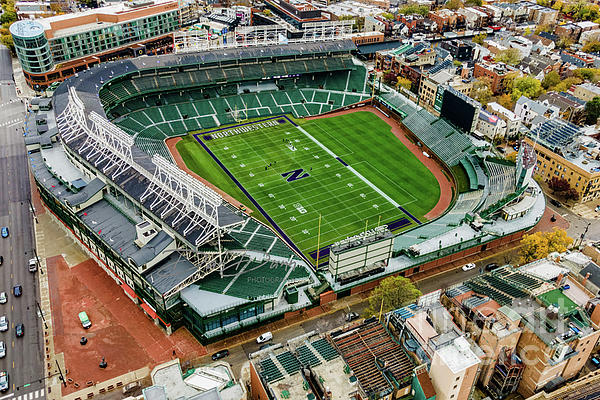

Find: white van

[256,332,273,344]
[28,258,37,272]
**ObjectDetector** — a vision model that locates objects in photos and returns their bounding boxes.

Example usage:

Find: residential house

[571,82,600,102]
[473,61,517,94]
[440,39,474,61]
[475,109,507,140]
[487,101,521,138]
[537,91,586,125]
[514,96,560,125]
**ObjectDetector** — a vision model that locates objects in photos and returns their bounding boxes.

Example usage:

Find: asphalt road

[0,45,44,397]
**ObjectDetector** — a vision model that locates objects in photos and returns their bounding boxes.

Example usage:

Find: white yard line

[294,124,401,209]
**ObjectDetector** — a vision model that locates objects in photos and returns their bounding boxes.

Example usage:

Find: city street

[0,45,44,399]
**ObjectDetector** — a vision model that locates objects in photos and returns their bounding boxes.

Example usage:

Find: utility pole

[55,360,67,387]
[36,301,48,329]
[579,222,591,247]
[28,198,38,224]
[33,247,42,275]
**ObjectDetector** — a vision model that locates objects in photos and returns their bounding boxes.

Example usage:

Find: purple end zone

[309,245,332,261]
[336,157,348,167]
[387,217,411,231]
[277,118,287,124]
[397,206,422,225]
[203,135,213,141]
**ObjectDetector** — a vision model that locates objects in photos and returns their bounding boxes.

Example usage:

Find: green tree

[556,36,574,49]
[465,0,482,5]
[364,276,422,317]
[585,96,600,124]
[542,71,561,90]
[495,48,523,66]
[498,93,515,110]
[472,33,487,45]
[397,77,412,91]
[0,33,13,53]
[471,78,493,105]
[511,76,543,101]
[520,228,573,264]
[582,40,600,53]
[553,76,582,92]
[445,0,464,10]
[381,12,395,21]
[574,68,600,83]
[399,4,430,16]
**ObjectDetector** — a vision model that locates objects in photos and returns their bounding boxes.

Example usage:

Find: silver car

[0,316,7,332]
[0,293,5,304]
[0,341,5,358]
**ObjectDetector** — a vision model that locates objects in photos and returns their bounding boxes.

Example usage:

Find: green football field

[179,111,440,263]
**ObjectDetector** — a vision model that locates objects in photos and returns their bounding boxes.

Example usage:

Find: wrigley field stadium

[25,38,546,342]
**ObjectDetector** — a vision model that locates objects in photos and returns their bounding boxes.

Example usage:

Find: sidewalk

[12,57,36,99]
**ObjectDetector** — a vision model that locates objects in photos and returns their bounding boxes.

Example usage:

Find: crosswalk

[0,388,44,400]
[0,99,21,108]
[571,203,600,220]
[0,118,23,128]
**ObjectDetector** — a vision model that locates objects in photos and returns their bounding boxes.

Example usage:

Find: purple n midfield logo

[281,168,310,182]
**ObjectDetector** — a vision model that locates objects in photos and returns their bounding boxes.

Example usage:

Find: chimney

[583,272,591,286]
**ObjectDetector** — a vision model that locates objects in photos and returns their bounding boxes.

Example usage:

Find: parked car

[15,324,23,338]
[549,199,562,208]
[485,263,500,272]
[462,263,476,272]
[0,317,7,332]
[0,293,5,304]
[0,256,3,265]
[28,258,37,272]
[592,357,600,369]
[345,312,360,322]
[211,349,230,361]
[0,227,7,238]
[259,343,275,351]
[0,341,5,358]
[256,332,273,344]
[13,285,22,297]
[0,371,8,392]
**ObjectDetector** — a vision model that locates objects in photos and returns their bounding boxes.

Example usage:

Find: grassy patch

[451,164,470,194]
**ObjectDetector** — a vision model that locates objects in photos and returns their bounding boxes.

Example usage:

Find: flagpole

[316,213,322,268]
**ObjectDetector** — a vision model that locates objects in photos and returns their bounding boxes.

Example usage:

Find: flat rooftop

[38,0,177,31]
[435,336,480,374]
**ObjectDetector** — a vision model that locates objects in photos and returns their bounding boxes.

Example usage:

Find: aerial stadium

[25,38,546,342]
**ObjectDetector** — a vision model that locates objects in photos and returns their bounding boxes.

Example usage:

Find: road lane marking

[0,393,15,400]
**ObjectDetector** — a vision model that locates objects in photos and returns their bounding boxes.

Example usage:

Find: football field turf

[183,111,440,263]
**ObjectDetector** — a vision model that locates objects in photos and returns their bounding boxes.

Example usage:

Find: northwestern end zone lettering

[203,119,280,140]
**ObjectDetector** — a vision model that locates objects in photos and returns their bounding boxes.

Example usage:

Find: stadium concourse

[25,39,546,345]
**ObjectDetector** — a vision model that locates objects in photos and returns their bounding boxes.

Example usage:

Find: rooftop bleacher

[480,160,516,213]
